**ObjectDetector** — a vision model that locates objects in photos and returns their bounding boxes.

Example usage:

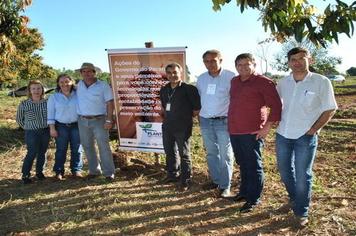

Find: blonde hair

[27,80,45,99]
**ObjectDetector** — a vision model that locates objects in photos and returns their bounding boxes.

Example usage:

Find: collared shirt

[276,72,338,139]
[228,74,282,134]
[159,82,201,133]
[16,99,48,130]
[47,91,78,124]
[196,69,235,118]
[76,79,114,116]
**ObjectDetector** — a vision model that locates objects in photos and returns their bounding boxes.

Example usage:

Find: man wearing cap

[76,62,115,180]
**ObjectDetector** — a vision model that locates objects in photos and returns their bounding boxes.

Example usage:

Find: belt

[209,116,227,120]
[56,121,78,127]
[80,115,104,119]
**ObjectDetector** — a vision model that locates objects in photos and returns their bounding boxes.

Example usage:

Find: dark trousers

[53,122,83,175]
[162,126,192,184]
[230,134,264,204]
[22,128,50,178]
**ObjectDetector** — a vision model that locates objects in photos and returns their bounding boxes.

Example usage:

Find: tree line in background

[1,0,355,88]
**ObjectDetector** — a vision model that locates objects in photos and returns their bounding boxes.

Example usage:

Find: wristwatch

[105,119,113,123]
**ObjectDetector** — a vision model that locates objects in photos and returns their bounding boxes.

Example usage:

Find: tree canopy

[272,39,342,75]
[212,0,356,47]
[0,0,57,87]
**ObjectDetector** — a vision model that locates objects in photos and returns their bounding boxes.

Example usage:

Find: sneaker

[22,177,32,184]
[161,176,179,184]
[296,216,309,227]
[202,181,219,190]
[239,202,258,213]
[220,189,231,198]
[36,173,46,180]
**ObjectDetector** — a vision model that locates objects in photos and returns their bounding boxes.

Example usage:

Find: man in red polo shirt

[228,53,282,213]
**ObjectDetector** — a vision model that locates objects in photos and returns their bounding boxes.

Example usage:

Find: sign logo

[139,124,162,138]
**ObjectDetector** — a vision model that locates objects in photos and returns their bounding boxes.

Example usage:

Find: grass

[0,77,355,235]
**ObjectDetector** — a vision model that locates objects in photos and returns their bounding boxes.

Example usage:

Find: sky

[25,0,356,78]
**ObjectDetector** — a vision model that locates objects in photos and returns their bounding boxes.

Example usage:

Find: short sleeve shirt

[159,82,201,133]
[196,69,235,118]
[77,80,114,116]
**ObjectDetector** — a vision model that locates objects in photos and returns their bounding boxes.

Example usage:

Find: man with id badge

[196,49,235,198]
[159,63,201,191]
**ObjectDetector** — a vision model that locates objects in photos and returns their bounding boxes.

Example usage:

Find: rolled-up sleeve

[47,94,56,125]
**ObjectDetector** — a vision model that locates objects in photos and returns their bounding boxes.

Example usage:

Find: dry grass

[0,78,355,236]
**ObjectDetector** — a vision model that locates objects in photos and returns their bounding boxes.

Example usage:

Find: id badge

[166,103,171,111]
[207,84,216,95]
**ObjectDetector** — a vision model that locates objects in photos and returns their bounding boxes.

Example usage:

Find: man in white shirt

[76,62,116,181]
[196,49,235,197]
[276,47,337,226]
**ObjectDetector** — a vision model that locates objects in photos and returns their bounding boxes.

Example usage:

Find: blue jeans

[162,125,192,184]
[22,128,50,178]
[230,134,264,204]
[53,122,83,175]
[199,117,233,190]
[78,116,115,177]
[276,133,318,217]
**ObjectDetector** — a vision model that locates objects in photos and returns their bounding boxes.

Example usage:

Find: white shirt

[196,69,235,118]
[47,91,78,124]
[276,72,338,139]
[77,80,114,116]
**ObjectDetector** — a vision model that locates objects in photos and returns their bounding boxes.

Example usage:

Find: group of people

[16,62,116,184]
[159,47,337,226]
[16,46,337,227]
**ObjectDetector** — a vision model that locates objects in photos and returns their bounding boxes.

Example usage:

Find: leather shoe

[105,176,115,181]
[86,174,99,179]
[239,202,258,213]
[179,182,191,192]
[22,177,32,184]
[161,176,179,184]
[233,194,246,202]
[36,173,46,180]
[202,181,219,190]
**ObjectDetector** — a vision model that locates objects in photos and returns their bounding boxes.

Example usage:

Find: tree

[255,40,272,74]
[0,1,57,87]
[212,0,356,47]
[0,0,32,64]
[272,39,342,75]
[0,28,56,86]
[346,67,356,75]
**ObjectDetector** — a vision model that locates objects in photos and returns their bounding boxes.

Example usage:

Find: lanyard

[167,87,177,102]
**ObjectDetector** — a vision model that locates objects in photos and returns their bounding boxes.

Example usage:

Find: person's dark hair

[202,49,222,59]
[165,62,182,72]
[235,53,256,65]
[287,47,310,61]
[56,73,76,92]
